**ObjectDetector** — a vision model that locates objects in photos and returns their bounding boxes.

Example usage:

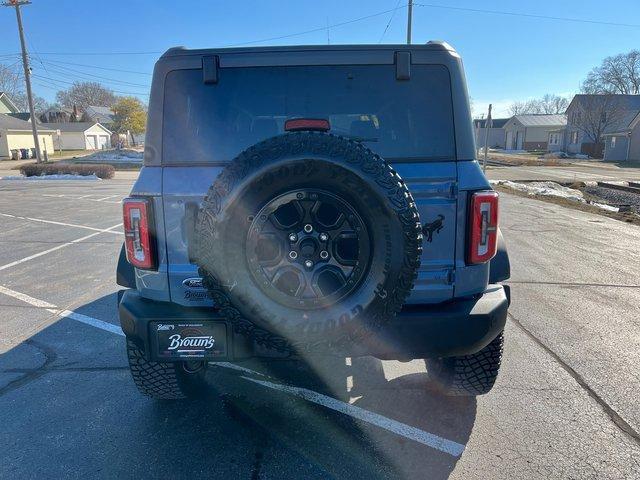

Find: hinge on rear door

[202,55,219,84]
[395,52,411,80]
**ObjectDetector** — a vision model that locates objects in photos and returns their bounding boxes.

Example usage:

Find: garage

[0,114,55,158]
[41,121,112,151]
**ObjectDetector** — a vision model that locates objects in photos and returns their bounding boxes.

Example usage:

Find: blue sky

[1,0,639,117]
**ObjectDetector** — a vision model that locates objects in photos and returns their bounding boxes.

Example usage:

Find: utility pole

[482,104,492,173]
[406,0,413,44]
[3,0,42,163]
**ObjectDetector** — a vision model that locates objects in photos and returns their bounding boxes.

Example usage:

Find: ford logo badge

[182,277,204,288]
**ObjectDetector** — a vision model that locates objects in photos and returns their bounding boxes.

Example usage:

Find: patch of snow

[495,180,585,202]
[77,149,143,163]
[572,154,589,159]
[1,174,101,181]
[590,202,619,212]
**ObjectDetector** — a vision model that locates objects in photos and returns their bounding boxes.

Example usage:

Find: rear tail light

[284,118,330,132]
[123,198,156,270]
[467,190,499,264]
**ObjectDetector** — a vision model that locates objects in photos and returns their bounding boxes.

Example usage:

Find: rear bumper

[119,285,509,361]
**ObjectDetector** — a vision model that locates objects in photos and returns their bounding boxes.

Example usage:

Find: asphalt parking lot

[1,177,639,479]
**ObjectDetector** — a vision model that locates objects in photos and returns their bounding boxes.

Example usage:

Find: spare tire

[195,132,421,352]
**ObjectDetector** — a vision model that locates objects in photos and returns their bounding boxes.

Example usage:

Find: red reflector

[468,190,499,264]
[284,118,330,132]
[123,198,156,270]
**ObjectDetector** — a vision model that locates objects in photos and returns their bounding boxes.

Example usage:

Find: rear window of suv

[162,64,455,164]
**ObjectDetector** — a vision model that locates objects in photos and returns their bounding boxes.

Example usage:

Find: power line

[38,58,152,76]
[1,4,411,57]
[19,50,162,56]
[39,60,151,88]
[219,5,410,47]
[378,0,403,43]
[31,74,149,96]
[414,3,640,29]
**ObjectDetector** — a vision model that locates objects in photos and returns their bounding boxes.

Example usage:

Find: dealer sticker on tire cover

[153,322,227,359]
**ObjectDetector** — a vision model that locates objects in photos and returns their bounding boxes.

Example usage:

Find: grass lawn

[46,149,94,160]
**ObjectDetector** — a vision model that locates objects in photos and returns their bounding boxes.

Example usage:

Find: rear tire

[425,332,504,396]
[126,340,209,399]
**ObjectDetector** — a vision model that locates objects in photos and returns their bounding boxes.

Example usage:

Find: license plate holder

[151,322,227,360]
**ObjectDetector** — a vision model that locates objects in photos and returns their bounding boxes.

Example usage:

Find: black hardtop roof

[160,42,456,58]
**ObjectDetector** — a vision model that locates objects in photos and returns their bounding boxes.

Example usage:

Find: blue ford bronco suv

[117,42,510,399]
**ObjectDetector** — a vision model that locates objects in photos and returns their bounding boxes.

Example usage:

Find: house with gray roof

[503,114,567,150]
[6,112,40,123]
[83,105,115,126]
[557,94,640,157]
[473,118,509,149]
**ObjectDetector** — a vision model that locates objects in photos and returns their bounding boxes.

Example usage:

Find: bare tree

[55,82,117,110]
[508,101,529,115]
[0,63,23,97]
[0,64,49,113]
[537,94,570,114]
[509,94,570,115]
[11,92,50,114]
[582,50,640,94]
[571,95,625,144]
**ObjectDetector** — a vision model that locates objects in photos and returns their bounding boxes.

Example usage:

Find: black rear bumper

[119,285,509,361]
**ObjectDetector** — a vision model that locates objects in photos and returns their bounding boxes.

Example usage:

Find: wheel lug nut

[288,233,297,242]
[289,251,298,260]
[304,224,313,233]
[320,250,329,260]
[304,260,314,269]
[319,233,329,242]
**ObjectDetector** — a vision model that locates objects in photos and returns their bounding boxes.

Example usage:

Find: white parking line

[0,284,466,456]
[0,285,57,308]
[0,223,122,272]
[242,376,466,457]
[95,195,120,201]
[42,194,122,204]
[57,309,124,336]
[0,213,124,235]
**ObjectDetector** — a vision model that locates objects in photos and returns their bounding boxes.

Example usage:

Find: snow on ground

[492,180,585,202]
[0,174,101,181]
[492,180,620,212]
[76,149,143,163]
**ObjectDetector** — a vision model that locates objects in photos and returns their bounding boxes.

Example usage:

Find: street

[0,177,639,479]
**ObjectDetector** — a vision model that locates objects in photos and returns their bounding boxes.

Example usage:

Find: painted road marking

[42,194,121,204]
[242,376,466,457]
[0,213,123,235]
[0,223,122,272]
[0,285,57,308]
[0,285,124,335]
[0,284,465,456]
[57,309,124,336]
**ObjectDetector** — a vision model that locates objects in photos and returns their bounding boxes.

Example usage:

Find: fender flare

[116,243,136,288]
[489,229,510,283]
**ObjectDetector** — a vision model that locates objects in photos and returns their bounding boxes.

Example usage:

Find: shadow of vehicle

[0,292,477,479]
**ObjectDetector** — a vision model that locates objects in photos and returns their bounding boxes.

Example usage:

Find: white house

[41,122,112,150]
[0,114,55,159]
[503,114,567,151]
